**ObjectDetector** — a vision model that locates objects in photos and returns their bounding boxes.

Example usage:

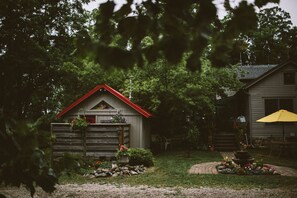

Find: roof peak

[56,84,152,118]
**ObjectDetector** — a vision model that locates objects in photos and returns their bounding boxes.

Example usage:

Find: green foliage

[234,122,248,144]
[249,149,297,170]
[83,0,277,70]
[186,125,200,150]
[128,148,154,167]
[70,116,88,131]
[231,7,297,65]
[52,153,82,176]
[96,161,112,169]
[115,145,130,160]
[121,59,241,140]
[111,112,126,123]
[0,0,90,119]
[0,115,58,197]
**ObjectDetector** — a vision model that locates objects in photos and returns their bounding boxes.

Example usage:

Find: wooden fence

[51,123,130,158]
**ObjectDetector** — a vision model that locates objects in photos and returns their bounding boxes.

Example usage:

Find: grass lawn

[60,150,297,189]
[249,148,297,169]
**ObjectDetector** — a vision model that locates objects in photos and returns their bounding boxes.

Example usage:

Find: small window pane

[280,99,293,112]
[284,72,295,85]
[265,99,278,115]
[91,101,115,110]
[86,115,95,123]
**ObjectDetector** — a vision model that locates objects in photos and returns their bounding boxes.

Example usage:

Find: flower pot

[234,151,251,159]
[118,155,129,164]
[233,151,254,167]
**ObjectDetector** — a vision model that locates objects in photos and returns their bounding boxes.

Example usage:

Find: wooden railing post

[118,126,124,146]
[121,126,124,145]
[82,128,86,158]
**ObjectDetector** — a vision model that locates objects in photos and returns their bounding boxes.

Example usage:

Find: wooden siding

[142,118,151,148]
[124,115,142,147]
[248,63,297,138]
[51,123,130,158]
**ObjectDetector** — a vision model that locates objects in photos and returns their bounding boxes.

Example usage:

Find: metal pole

[282,123,285,142]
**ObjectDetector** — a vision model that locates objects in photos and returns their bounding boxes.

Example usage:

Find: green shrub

[128,148,154,167]
[52,153,82,175]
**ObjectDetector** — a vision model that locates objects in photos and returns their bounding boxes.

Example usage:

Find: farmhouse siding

[248,63,297,138]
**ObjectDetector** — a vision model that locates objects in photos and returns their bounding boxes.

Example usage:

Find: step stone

[213,132,238,151]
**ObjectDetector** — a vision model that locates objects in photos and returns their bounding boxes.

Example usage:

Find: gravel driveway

[1,184,297,198]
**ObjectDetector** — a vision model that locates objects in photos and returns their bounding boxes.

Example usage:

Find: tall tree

[120,58,241,141]
[0,0,89,119]
[231,7,297,65]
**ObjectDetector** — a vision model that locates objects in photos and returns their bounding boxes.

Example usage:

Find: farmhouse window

[283,72,295,85]
[265,98,294,115]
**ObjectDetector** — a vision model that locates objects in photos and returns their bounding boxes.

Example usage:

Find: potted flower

[116,145,130,164]
[111,112,126,123]
[208,145,214,151]
[70,116,88,131]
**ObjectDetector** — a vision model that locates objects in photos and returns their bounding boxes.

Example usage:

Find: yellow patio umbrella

[257,109,297,142]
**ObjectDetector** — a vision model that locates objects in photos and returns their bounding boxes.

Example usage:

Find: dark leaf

[118,17,138,38]
[99,1,115,20]
[224,0,233,12]
[160,36,187,64]
[96,45,135,68]
[255,0,280,7]
[186,53,201,72]
[197,0,217,24]
[143,45,160,63]
[115,0,133,17]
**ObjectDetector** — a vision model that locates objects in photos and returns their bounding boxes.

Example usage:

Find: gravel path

[1,184,297,198]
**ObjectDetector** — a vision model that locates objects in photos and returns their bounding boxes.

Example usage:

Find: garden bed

[216,157,279,175]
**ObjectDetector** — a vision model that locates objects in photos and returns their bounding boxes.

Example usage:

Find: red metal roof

[56,84,152,118]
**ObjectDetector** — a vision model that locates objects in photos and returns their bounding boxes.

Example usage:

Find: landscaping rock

[87,165,146,178]
[217,165,225,170]
[112,173,118,177]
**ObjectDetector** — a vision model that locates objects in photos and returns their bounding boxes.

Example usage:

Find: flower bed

[216,157,279,175]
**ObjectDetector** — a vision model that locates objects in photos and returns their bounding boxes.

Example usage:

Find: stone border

[188,161,297,177]
[188,162,219,174]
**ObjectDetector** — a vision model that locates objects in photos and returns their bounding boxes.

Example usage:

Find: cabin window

[85,115,95,123]
[91,100,114,110]
[283,72,295,85]
[265,98,294,115]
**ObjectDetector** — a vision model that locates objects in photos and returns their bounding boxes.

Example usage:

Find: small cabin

[52,84,152,157]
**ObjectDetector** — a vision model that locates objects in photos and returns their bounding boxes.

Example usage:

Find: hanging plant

[70,116,88,131]
[111,112,126,123]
